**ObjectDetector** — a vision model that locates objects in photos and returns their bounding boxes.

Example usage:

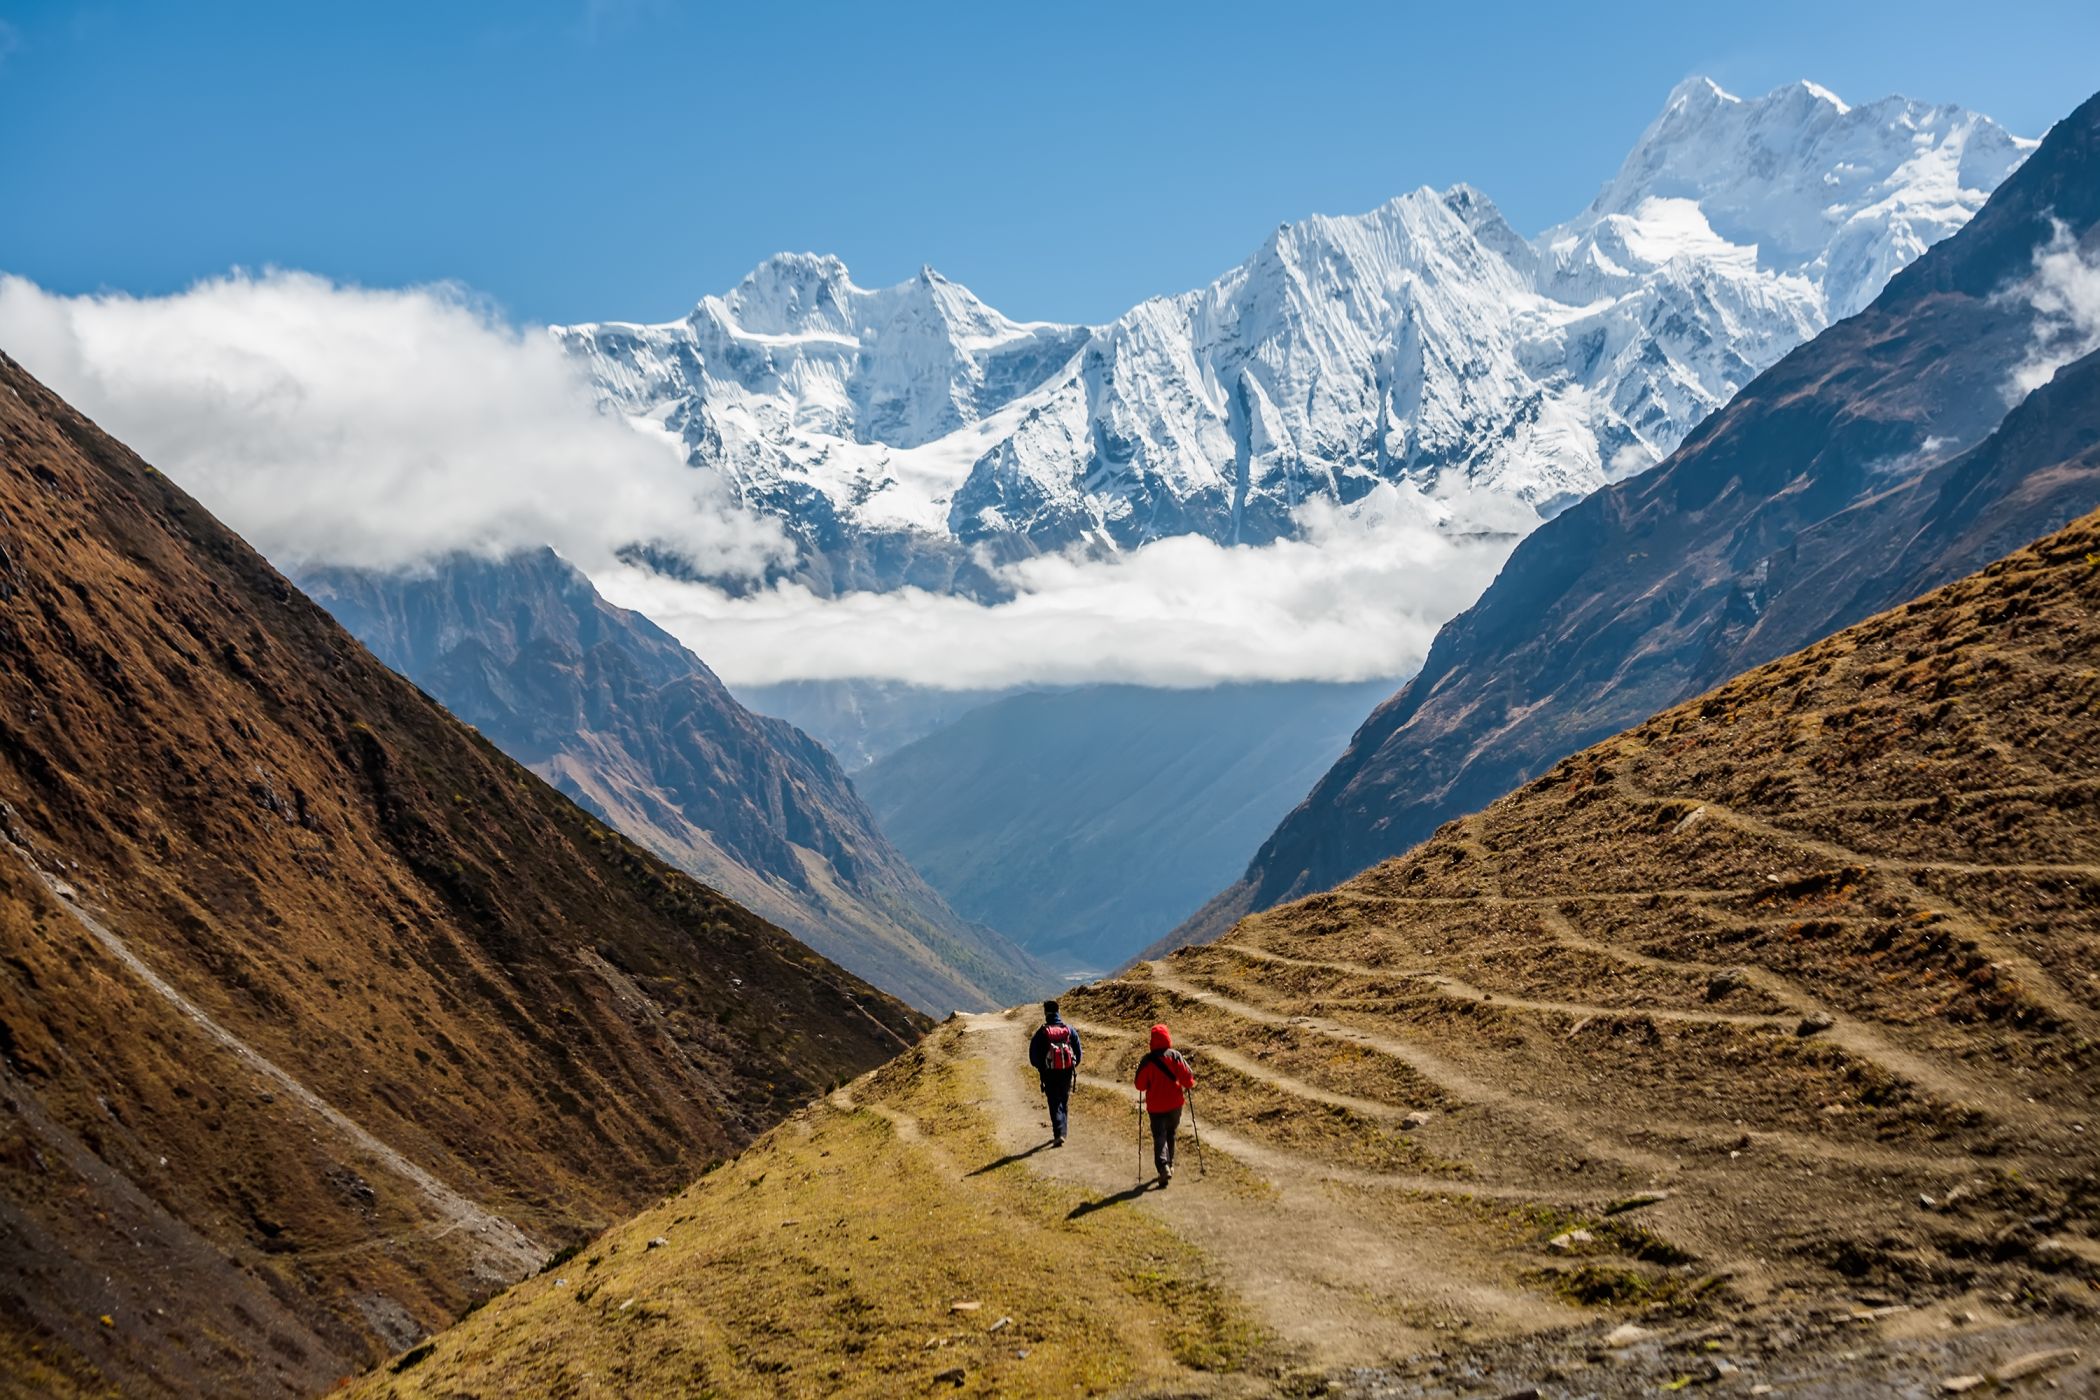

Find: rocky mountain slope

[856,680,1396,972]
[347,507,2100,1399]
[0,356,926,1398]
[1172,85,2100,948]
[301,552,1048,1013]
[556,79,2028,595]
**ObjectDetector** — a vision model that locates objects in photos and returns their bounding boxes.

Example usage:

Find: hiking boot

[1156,1165,1170,1188]
[1052,1135,1065,1148]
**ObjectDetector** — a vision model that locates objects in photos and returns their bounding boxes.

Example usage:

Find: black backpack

[1138,1047,1186,1085]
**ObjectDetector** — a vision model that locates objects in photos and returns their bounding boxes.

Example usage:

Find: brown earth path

[1066,1018,1420,1125]
[1192,939,2041,1178]
[1610,772,2100,1044]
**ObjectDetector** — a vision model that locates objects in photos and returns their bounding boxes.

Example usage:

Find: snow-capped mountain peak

[1562,77,2036,316]
[709,251,859,337]
[559,255,1089,476]
[555,78,2032,597]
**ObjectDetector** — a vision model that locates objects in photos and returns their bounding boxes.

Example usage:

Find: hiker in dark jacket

[1028,1000,1082,1147]
[1133,1022,1195,1187]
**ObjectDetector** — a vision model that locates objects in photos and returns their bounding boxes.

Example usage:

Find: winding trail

[1141,964,1684,1177]
[8,841,543,1278]
[1609,774,2100,1044]
[1220,942,1798,1029]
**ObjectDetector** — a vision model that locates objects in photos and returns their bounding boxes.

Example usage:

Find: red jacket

[1133,1024,1194,1111]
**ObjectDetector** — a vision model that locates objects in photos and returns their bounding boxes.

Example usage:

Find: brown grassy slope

[1124,507,2100,1320]
[354,512,2099,1399]
[0,353,928,1398]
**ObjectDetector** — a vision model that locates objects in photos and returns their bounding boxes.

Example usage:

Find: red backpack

[1042,1024,1078,1071]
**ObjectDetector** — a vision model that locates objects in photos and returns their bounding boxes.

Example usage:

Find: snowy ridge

[554,80,2032,595]
[1562,76,2033,317]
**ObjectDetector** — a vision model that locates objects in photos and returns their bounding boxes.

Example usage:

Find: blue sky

[3,0,2097,326]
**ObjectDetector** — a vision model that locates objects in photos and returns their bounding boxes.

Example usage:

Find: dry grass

[351,1022,1266,1399]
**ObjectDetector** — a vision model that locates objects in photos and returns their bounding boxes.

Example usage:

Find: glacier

[554,78,2033,599]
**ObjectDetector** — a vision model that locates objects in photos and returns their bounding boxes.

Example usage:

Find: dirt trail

[9,842,543,1279]
[1610,775,2100,1043]
[1222,942,1798,1028]
[1532,906,2078,1139]
[1142,964,1683,1177]
[1062,1069,1587,1205]
[955,1012,1578,1367]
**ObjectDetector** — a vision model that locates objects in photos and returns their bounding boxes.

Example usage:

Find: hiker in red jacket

[1133,1022,1195,1187]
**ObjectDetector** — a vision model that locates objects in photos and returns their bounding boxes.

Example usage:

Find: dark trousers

[1041,1070,1073,1140]
[1149,1108,1182,1170]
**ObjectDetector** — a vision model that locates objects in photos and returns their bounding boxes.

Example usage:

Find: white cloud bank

[0,270,788,576]
[0,270,1516,689]
[594,486,1518,689]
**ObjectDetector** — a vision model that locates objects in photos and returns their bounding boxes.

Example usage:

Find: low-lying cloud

[593,486,1518,689]
[0,270,788,576]
[0,269,1518,689]
[2009,227,2100,401]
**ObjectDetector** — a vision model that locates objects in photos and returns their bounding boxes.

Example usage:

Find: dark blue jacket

[1028,1018,1082,1077]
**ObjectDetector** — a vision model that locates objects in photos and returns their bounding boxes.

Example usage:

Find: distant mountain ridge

[556,78,2030,598]
[736,678,1014,772]
[1165,85,2100,951]
[303,551,1049,1014]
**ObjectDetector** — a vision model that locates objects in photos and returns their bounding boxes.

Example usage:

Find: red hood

[1149,1023,1172,1051]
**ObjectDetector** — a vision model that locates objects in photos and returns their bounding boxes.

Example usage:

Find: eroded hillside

[349,515,2100,1396]
[0,355,926,1398]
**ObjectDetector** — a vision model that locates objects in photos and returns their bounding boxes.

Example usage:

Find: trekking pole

[1136,1092,1147,1188]
[1186,1088,1206,1179]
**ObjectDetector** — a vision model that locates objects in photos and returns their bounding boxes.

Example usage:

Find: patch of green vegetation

[388,1342,435,1374]
[535,1243,582,1275]
[1529,1263,1671,1307]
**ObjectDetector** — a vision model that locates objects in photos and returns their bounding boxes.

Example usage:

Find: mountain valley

[857,680,1398,971]
[2,45,2095,1400]
[0,358,925,1397]
[342,504,2100,1399]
